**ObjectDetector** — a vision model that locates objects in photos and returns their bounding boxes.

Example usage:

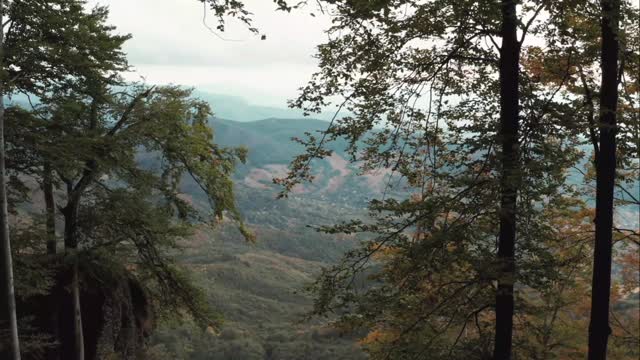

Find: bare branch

[107,86,155,136]
[519,3,546,44]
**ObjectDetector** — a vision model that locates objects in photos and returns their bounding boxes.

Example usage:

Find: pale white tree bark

[0,0,22,358]
[72,261,84,360]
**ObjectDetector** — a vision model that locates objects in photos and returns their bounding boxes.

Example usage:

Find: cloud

[90,0,330,106]
[122,63,318,107]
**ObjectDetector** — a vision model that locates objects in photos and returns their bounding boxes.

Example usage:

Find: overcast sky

[89,0,330,107]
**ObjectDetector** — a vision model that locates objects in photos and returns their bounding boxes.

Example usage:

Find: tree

[7,82,251,358]
[1,1,251,358]
[0,1,20,357]
[0,3,133,354]
[588,0,621,357]
[527,1,638,357]
[263,1,590,358]
[0,2,130,357]
[493,1,521,357]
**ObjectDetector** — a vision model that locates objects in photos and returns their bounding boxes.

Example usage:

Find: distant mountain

[211,117,332,165]
[208,118,640,229]
[208,118,396,209]
[5,89,338,122]
[193,91,337,122]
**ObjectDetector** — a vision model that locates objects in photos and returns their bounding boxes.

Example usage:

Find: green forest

[0,0,638,359]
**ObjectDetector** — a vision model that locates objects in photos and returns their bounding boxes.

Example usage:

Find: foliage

[200,0,296,34]
[2,0,130,95]
[2,1,252,356]
[9,81,252,324]
[264,0,640,358]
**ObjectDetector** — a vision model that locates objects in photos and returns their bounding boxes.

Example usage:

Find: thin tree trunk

[0,99,20,360]
[588,0,620,358]
[44,161,56,254]
[64,194,84,360]
[0,1,21,358]
[493,0,520,359]
[72,262,84,360]
[43,161,61,360]
[61,97,99,360]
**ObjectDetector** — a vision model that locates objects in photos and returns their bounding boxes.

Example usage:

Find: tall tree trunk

[44,161,56,254]
[43,161,61,360]
[63,196,84,360]
[71,261,84,360]
[588,0,620,358]
[0,1,21,359]
[61,97,98,360]
[493,1,520,359]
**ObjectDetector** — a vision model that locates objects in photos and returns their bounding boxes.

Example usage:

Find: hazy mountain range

[194,91,338,122]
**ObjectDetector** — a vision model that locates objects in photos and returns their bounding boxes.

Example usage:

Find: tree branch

[519,3,546,44]
[107,86,155,136]
[577,64,599,157]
